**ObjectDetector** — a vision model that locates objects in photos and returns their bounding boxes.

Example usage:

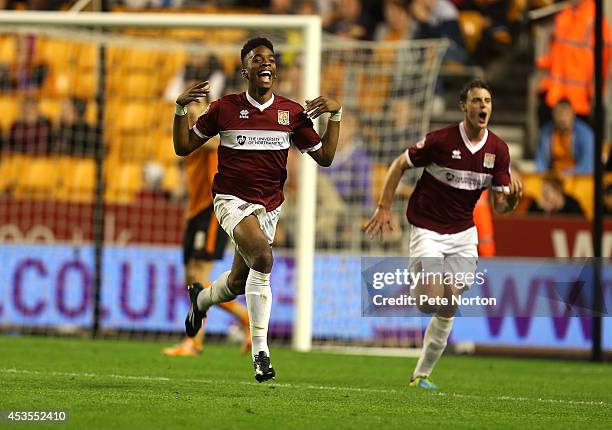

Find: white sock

[196,271,235,313]
[245,269,272,357]
[412,316,454,379]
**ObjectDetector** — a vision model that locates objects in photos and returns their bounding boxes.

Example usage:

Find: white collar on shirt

[246,91,275,112]
[459,121,488,154]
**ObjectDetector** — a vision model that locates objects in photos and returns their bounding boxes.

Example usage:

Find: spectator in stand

[8,98,51,155]
[53,98,102,158]
[535,98,594,174]
[325,0,376,40]
[322,111,373,207]
[164,53,225,103]
[374,0,413,41]
[527,173,584,216]
[536,0,611,125]
[410,0,467,64]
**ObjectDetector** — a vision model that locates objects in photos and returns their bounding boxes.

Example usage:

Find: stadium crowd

[0,0,609,251]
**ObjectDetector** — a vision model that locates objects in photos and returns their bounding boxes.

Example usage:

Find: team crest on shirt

[483,153,496,168]
[452,149,462,160]
[277,110,290,125]
[236,135,247,145]
[240,109,249,119]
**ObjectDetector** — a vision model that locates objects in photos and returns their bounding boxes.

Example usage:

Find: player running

[172,37,342,382]
[162,131,251,357]
[365,80,522,389]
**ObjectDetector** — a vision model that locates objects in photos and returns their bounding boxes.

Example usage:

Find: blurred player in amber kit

[366,80,522,389]
[173,37,341,381]
[163,101,250,357]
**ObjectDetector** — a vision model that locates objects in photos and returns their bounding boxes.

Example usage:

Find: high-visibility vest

[537,0,611,115]
[474,190,496,257]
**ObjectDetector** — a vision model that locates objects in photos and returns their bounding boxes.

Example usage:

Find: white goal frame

[0,10,320,351]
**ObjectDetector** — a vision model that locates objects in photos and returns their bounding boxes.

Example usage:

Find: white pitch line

[1,368,608,407]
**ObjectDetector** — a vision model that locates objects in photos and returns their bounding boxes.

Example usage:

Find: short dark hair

[555,98,572,108]
[240,37,274,65]
[459,79,493,103]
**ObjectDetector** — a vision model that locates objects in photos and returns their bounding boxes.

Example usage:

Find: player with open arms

[366,80,522,389]
[173,37,341,382]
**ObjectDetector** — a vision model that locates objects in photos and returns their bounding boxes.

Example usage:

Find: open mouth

[478,111,487,123]
[258,70,272,83]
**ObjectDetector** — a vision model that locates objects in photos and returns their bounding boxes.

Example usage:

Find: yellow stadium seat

[110,132,160,162]
[520,173,543,201]
[459,11,486,54]
[75,43,98,70]
[112,72,165,98]
[114,101,158,132]
[0,154,28,193]
[156,132,179,164]
[73,70,98,99]
[105,161,143,204]
[0,35,17,64]
[0,96,19,133]
[36,38,77,72]
[57,157,97,202]
[564,175,594,219]
[38,99,63,125]
[161,161,183,194]
[15,156,60,199]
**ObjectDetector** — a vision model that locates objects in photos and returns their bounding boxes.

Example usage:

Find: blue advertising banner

[1,244,610,350]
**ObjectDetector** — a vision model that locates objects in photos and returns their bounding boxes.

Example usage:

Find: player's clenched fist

[304,96,341,119]
[176,81,210,106]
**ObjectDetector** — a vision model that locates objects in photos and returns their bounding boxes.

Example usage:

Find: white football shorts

[409,224,478,287]
[213,194,281,245]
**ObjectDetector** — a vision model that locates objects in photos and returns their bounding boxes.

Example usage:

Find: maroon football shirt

[405,122,511,234]
[193,92,321,211]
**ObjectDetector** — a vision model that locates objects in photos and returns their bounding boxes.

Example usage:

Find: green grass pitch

[0,336,610,429]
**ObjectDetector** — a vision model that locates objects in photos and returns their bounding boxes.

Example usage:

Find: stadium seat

[156,131,179,164]
[105,161,144,203]
[564,175,594,219]
[0,96,19,133]
[0,154,28,193]
[458,11,485,54]
[14,156,61,199]
[38,98,63,125]
[57,157,97,202]
[111,72,165,98]
[0,35,17,64]
[161,161,183,194]
[73,70,98,99]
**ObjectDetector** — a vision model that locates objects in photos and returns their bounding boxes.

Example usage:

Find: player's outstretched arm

[304,96,342,167]
[364,153,409,241]
[173,81,210,156]
[492,176,522,213]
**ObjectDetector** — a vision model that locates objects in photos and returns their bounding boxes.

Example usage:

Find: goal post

[0,10,321,349]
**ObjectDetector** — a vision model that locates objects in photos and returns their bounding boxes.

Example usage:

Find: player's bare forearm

[173,81,210,156]
[173,116,205,156]
[304,96,341,167]
[378,153,409,210]
[317,120,340,167]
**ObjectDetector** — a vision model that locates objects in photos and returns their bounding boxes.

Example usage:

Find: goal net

[0,11,447,352]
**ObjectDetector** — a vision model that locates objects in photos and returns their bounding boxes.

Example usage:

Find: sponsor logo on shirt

[277,110,290,125]
[483,153,496,168]
[240,109,249,119]
[235,135,284,147]
[452,149,462,160]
